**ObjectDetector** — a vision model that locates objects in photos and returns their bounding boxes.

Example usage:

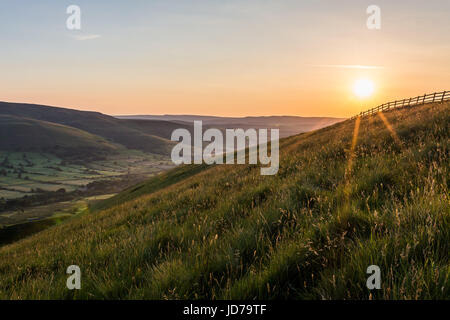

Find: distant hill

[117,115,346,138]
[0,102,175,156]
[121,119,194,140]
[0,114,120,160]
[1,102,344,159]
[1,101,447,299]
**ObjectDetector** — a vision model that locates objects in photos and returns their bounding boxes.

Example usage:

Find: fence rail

[350,90,449,120]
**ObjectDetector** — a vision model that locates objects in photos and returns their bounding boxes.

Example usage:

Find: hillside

[0,115,120,160]
[0,102,448,299]
[0,102,174,156]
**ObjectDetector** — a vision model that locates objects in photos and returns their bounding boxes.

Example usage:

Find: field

[0,194,117,246]
[0,151,173,201]
[0,199,88,245]
[0,102,448,299]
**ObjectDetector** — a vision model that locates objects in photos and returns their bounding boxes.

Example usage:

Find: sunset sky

[1,0,449,117]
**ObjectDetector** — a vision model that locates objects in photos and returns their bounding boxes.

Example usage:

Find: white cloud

[72,34,101,41]
[308,64,385,70]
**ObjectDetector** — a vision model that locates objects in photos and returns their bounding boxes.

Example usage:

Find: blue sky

[1,0,449,116]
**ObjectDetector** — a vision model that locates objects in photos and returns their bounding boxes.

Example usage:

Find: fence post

[350,91,448,120]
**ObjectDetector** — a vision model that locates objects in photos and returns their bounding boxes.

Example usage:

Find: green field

[0,102,448,299]
[0,195,115,245]
[0,151,173,201]
[1,197,91,227]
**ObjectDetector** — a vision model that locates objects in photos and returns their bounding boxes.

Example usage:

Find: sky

[0,0,449,117]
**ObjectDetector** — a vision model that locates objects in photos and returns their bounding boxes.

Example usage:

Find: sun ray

[346,116,361,180]
[377,112,402,146]
[339,116,361,218]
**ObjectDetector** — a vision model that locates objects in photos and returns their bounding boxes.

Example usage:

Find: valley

[0,101,342,230]
[0,102,179,230]
[0,150,173,226]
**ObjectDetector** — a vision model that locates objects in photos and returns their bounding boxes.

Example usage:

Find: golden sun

[353,78,375,98]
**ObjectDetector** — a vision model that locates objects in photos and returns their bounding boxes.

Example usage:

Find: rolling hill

[120,119,194,140]
[0,114,121,160]
[0,102,448,299]
[0,102,175,156]
[117,115,346,139]
[1,102,345,158]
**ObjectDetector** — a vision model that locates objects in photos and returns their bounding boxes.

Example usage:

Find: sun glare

[353,78,375,98]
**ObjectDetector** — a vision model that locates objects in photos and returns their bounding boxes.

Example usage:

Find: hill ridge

[0,101,175,156]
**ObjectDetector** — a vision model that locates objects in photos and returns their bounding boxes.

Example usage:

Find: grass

[0,197,93,227]
[91,163,211,212]
[0,102,448,300]
[0,199,91,246]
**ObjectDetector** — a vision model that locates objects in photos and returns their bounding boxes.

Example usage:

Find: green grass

[91,163,211,212]
[0,102,448,300]
[0,199,91,245]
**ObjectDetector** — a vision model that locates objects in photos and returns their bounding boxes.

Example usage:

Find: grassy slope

[0,102,174,156]
[0,102,448,299]
[0,115,120,159]
[91,163,211,212]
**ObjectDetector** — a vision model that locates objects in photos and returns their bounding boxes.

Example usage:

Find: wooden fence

[350,91,449,120]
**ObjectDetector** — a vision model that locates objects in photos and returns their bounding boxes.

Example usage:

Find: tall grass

[0,102,448,299]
